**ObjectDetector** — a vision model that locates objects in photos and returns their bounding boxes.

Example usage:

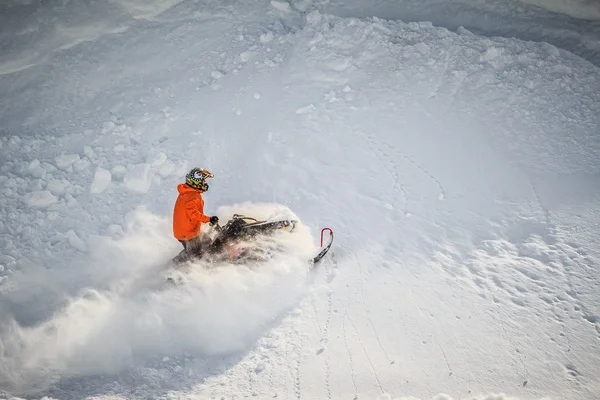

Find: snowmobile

[171,214,333,267]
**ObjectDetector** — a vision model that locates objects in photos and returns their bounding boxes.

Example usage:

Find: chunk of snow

[28,159,46,179]
[48,232,65,245]
[296,104,315,114]
[0,255,15,267]
[65,193,78,206]
[83,145,97,160]
[124,164,152,194]
[291,0,312,11]
[270,0,292,12]
[306,10,321,25]
[255,362,266,373]
[117,0,184,20]
[260,31,274,43]
[8,136,21,147]
[211,70,224,80]
[146,149,168,167]
[480,47,502,62]
[66,230,87,252]
[107,123,131,137]
[55,154,81,170]
[24,191,58,208]
[46,179,71,196]
[41,162,58,173]
[90,168,112,194]
[457,26,474,35]
[240,51,252,62]
[73,158,91,171]
[101,121,115,134]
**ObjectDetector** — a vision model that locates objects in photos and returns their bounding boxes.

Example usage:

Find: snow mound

[0,204,317,393]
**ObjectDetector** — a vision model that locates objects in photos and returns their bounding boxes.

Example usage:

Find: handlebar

[210,221,222,232]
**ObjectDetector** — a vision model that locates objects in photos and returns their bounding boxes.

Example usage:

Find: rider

[173,167,219,256]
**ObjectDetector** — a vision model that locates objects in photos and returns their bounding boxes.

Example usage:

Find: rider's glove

[210,216,219,225]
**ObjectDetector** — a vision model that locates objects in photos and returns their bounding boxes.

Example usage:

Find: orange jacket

[173,183,211,240]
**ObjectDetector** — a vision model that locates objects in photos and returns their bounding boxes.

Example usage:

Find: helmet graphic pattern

[186,168,214,190]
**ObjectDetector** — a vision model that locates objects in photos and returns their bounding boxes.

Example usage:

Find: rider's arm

[186,200,210,224]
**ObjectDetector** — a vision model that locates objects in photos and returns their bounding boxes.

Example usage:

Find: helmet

[186,168,214,191]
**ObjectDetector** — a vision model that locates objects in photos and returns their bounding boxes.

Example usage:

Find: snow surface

[518,0,600,20]
[1,0,600,399]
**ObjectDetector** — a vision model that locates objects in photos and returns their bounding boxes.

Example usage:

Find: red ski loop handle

[320,228,333,247]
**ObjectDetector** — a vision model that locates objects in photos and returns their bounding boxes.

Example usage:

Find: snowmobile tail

[311,228,333,265]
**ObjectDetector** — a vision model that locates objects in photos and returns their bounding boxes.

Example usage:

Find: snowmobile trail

[364,131,410,216]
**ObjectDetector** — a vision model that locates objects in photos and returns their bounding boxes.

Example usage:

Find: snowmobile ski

[311,227,333,265]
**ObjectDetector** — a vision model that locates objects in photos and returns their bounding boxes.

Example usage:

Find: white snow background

[0,0,599,399]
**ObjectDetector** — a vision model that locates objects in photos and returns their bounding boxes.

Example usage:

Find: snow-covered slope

[1,1,599,399]
[320,0,600,67]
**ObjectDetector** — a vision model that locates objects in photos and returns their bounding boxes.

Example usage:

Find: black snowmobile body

[172,214,333,266]
[211,215,296,251]
[172,214,296,265]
